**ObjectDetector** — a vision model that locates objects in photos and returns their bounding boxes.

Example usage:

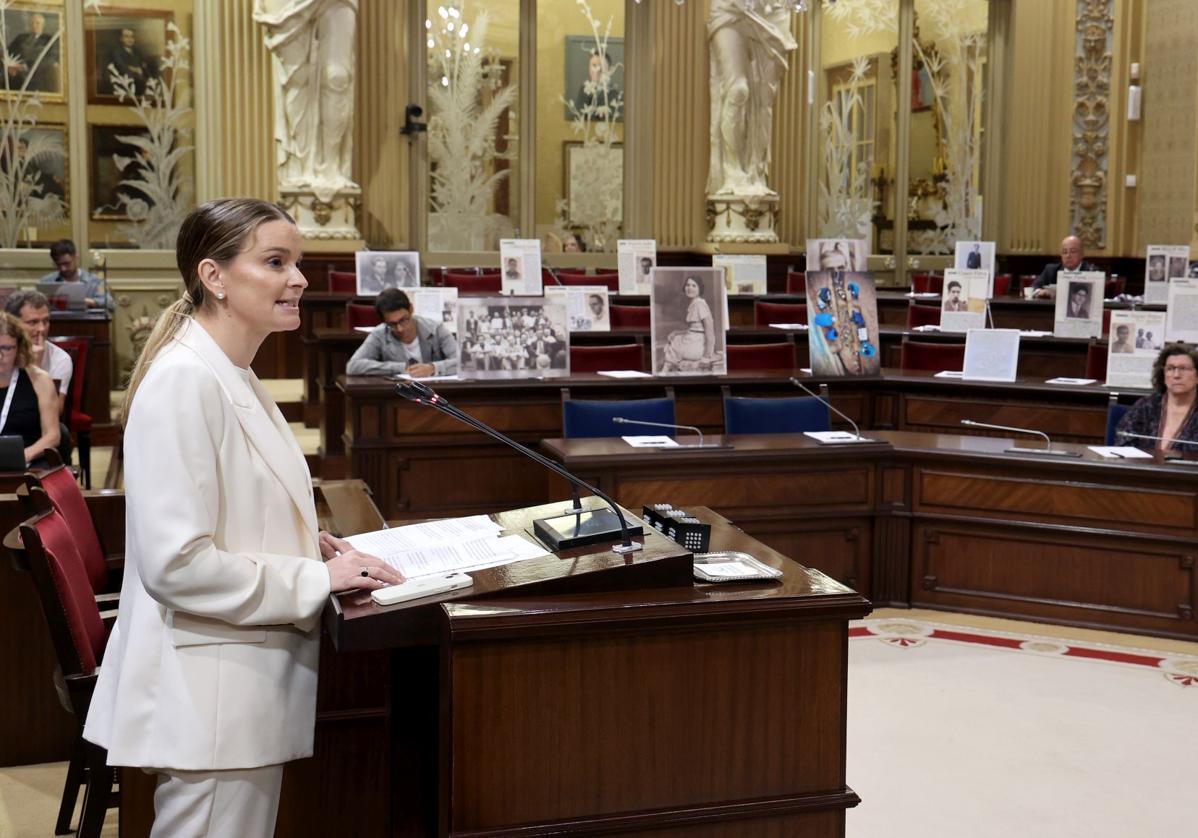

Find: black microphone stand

[395,380,643,553]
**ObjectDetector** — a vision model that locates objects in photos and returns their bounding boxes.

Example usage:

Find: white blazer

[84,320,332,770]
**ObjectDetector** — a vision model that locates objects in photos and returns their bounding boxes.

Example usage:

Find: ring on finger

[360,567,369,577]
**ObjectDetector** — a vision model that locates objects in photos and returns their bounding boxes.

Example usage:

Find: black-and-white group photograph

[458,297,570,379]
[355,250,419,295]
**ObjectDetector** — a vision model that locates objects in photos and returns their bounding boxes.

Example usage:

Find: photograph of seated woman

[1116,343,1198,454]
[0,312,58,467]
[458,304,568,375]
[657,273,726,374]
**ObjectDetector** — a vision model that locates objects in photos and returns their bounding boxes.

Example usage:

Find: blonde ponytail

[118,198,295,426]
[118,296,195,426]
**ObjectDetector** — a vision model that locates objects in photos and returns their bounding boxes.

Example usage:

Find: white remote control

[371,572,474,606]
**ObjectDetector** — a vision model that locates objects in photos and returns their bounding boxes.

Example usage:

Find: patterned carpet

[846,610,1198,837]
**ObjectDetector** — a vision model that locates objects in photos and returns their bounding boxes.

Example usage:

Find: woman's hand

[318,530,352,560]
[325,550,405,593]
[318,530,405,592]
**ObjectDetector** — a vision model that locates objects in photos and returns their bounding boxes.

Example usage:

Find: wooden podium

[122,501,870,837]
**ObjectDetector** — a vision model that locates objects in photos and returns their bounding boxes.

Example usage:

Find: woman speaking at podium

[84,199,402,836]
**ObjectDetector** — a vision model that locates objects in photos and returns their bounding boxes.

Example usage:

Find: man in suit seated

[347,288,458,377]
[1031,235,1100,298]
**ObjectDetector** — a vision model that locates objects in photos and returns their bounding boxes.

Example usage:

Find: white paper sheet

[963,328,1020,381]
[622,435,678,448]
[804,431,868,443]
[597,369,653,379]
[698,561,761,578]
[345,515,502,556]
[1088,446,1153,459]
[1047,377,1098,385]
[768,323,809,331]
[934,370,965,378]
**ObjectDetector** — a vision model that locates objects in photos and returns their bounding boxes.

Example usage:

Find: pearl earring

[217,291,225,300]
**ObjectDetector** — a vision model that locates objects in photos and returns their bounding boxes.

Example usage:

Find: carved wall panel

[1070,0,1114,250]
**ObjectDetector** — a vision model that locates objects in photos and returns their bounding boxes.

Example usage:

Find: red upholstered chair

[786,270,806,295]
[610,304,651,329]
[443,271,502,293]
[346,303,381,329]
[558,268,588,276]
[23,455,113,600]
[50,336,93,489]
[569,344,643,373]
[899,339,965,372]
[18,502,116,837]
[906,303,942,329]
[911,273,943,294]
[328,269,357,294]
[993,274,1012,297]
[754,301,808,326]
[1105,276,1126,297]
[1102,308,1112,337]
[726,342,796,371]
[1085,340,1107,381]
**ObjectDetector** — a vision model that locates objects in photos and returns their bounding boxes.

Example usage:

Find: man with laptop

[38,239,114,312]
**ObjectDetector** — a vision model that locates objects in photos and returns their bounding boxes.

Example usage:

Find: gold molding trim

[1071,0,1114,249]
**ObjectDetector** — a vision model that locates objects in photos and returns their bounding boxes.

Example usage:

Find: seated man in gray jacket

[347,288,458,377]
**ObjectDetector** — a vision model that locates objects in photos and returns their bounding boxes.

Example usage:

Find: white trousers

[150,764,284,838]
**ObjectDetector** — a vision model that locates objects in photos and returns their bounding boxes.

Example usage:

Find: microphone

[959,419,1082,457]
[395,381,644,553]
[546,266,564,286]
[789,377,872,442]
[1115,430,1198,461]
[611,417,732,449]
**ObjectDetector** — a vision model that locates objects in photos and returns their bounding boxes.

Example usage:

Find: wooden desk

[336,370,1148,520]
[541,431,1198,643]
[317,502,869,837]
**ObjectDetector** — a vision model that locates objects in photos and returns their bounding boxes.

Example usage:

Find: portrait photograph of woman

[650,267,727,376]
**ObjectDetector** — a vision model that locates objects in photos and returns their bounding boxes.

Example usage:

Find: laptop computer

[0,435,26,471]
[35,280,87,311]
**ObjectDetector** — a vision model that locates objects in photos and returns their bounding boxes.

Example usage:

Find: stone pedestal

[706,194,781,244]
[279,187,362,242]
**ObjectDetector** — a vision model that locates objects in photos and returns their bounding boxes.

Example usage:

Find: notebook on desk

[35,280,87,311]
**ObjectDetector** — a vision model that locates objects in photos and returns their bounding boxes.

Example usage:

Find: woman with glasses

[1116,343,1198,453]
[0,312,59,466]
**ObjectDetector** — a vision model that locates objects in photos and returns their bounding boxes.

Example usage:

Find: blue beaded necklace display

[812,271,877,374]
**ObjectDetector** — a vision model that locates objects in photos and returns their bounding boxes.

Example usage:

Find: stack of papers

[934,370,965,378]
[767,323,809,331]
[345,515,549,579]
[1046,377,1097,385]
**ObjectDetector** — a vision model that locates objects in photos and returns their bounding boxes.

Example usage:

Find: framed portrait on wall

[563,35,624,121]
[1,123,69,243]
[564,141,623,227]
[90,124,152,220]
[1,3,64,100]
[84,8,172,104]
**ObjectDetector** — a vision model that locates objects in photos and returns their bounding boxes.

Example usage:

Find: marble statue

[706,0,796,242]
[253,0,358,202]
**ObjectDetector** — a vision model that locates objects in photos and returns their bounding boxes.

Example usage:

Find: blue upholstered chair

[561,390,676,439]
[1105,394,1131,445]
[722,391,831,435]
